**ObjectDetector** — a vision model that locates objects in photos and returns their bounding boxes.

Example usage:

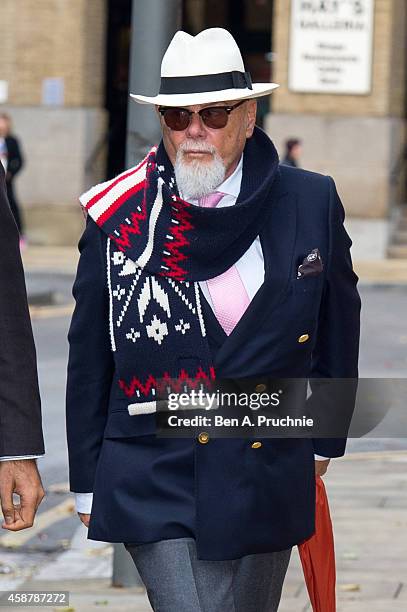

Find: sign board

[42,77,65,106]
[288,0,375,95]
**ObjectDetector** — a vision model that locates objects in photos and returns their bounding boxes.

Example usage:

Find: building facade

[0,0,405,252]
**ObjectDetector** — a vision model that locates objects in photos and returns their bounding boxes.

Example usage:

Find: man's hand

[315,458,330,477]
[0,459,45,530]
[78,512,91,528]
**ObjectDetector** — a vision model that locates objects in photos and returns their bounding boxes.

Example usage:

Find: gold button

[251,442,262,449]
[298,334,310,343]
[198,432,209,444]
[254,383,267,393]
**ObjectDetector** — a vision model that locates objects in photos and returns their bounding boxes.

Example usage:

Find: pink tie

[199,192,250,335]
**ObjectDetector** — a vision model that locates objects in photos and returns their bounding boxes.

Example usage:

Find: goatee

[174,141,226,201]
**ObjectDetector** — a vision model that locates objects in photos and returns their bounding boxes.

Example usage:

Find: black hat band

[159,70,253,95]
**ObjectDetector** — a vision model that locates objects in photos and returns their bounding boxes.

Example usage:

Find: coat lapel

[206,188,298,372]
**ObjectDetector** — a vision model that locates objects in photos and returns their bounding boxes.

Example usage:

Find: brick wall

[0,0,106,107]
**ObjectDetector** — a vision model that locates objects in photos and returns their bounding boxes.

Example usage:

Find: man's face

[0,118,9,138]
[157,99,257,180]
[291,143,302,160]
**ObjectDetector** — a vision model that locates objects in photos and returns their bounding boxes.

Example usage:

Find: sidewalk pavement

[21,245,407,284]
[6,450,406,612]
[22,246,80,276]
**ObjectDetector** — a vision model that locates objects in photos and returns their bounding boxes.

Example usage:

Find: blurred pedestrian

[282,137,302,168]
[0,113,26,247]
[0,162,45,532]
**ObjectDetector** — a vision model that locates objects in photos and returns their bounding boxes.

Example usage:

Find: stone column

[266,0,406,220]
[0,0,107,244]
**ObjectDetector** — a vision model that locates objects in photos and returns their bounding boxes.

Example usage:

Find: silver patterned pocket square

[297,248,323,279]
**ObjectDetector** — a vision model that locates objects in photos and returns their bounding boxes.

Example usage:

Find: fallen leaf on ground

[338,583,361,592]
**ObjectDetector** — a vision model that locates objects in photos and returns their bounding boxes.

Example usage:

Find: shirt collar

[216,154,243,198]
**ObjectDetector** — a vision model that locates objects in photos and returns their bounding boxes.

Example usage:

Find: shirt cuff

[314,454,331,461]
[0,454,44,461]
[74,492,93,514]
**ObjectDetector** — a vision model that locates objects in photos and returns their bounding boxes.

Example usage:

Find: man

[281,137,302,168]
[66,28,360,611]
[0,163,45,531]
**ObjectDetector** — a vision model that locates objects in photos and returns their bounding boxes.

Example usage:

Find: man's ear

[246,100,257,138]
[155,105,165,129]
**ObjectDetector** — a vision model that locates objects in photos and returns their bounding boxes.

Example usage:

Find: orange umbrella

[298,475,336,612]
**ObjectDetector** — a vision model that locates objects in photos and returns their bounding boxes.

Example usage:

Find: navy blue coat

[66,164,361,560]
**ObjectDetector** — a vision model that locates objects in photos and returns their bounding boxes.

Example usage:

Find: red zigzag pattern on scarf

[109,182,148,251]
[118,366,216,398]
[162,198,195,281]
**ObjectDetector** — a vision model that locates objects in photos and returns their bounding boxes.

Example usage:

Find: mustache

[178,141,217,154]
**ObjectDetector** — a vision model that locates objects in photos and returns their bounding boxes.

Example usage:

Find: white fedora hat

[130,27,279,107]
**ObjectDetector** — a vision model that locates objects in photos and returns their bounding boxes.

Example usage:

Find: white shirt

[74,154,327,515]
[0,455,43,461]
[0,137,8,172]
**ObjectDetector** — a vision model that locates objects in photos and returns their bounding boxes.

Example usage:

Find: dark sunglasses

[158,100,246,131]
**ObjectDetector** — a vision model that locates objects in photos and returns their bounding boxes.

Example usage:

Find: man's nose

[185,112,207,138]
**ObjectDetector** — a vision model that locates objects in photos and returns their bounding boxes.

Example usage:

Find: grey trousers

[124,538,291,612]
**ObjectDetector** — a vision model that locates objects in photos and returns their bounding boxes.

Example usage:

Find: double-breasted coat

[66,160,361,561]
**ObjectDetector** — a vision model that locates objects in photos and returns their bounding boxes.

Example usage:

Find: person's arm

[0,163,44,457]
[65,216,114,522]
[0,164,45,530]
[310,176,361,459]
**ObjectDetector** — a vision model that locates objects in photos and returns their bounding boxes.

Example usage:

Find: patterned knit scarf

[79,127,280,415]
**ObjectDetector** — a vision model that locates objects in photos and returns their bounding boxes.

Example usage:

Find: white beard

[174,141,226,201]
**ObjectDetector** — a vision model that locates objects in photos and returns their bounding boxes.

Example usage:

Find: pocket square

[297,248,323,279]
